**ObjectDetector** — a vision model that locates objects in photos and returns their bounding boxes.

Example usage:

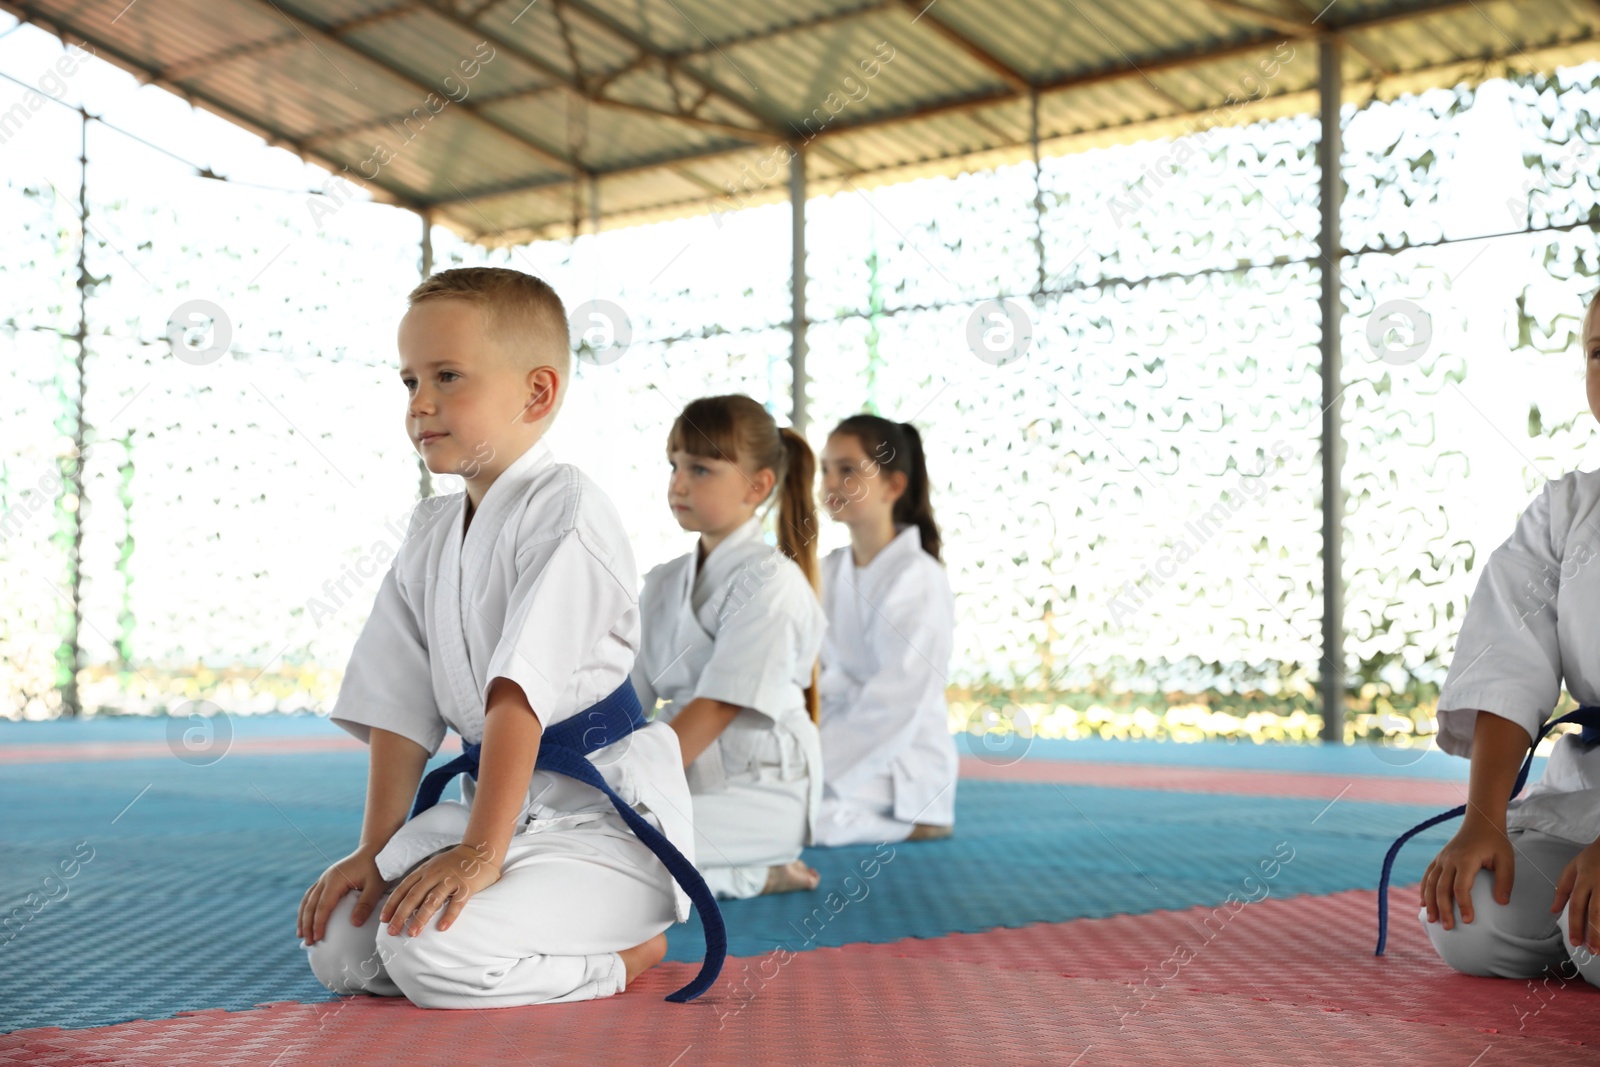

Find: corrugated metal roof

[4,0,1598,245]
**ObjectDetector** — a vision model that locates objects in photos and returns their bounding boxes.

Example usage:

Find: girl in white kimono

[632,394,828,900]
[1412,287,1600,985]
[812,414,958,847]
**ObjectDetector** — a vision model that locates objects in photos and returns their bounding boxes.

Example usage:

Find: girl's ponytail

[895,421,941,561]
[777,427,821,723]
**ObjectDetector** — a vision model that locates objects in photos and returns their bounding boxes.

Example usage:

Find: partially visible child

[1414,287,1600,985]
[812,415,958,846]
[298,267,720,1007]
[631,394,828,899]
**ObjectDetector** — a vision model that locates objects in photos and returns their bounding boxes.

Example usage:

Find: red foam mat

[5,887,1596,1067]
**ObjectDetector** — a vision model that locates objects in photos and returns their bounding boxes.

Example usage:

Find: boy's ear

[523,364,561,421]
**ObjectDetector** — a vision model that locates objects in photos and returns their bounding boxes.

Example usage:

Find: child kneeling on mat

[1412,286,1600,985]
[297,267,722,1008]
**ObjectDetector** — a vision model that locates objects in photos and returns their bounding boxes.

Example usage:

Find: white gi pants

[304,804,676,1008]
[1419,827,1600,987]
[692,772,810,900]
[814,772,919,847]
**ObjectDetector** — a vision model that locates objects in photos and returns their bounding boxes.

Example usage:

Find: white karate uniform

[303,439,696,1008]
[631,514,827,900]
[1422,467,1600,986]
[813,524,958,846]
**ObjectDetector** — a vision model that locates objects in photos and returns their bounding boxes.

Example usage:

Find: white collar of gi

[459,437,554,543]
[858,522,920,571]
[693,512,764,584]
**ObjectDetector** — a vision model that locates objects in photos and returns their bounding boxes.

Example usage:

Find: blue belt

[409,678,725,1002]
[1374,705,1600,956]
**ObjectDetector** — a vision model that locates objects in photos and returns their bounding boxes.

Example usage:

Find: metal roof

[7,0,1600,244]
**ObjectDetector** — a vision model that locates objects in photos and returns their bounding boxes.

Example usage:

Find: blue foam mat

[0,744,1455,1034]
[0,711,1491,781]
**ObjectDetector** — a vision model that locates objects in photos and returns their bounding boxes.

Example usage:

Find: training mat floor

[2,716,1594,1065]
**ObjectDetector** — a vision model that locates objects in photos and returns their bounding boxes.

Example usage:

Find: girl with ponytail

[812,414,958,846]
[630,394,828,898]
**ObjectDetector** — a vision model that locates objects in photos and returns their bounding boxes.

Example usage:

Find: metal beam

[789,147,808,434]
[408,1,772,140]
[894,0,1029,91]
[160,4,417,80]
[0,1,429,213]
[657,2,891,60]
[556,0,785,134]
[1192,0,1315,38]
[1318,36,1346,743]
[228,0,581,176]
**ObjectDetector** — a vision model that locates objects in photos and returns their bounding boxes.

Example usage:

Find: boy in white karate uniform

[632,394,828,899]
[1415,287,1600,985]
[812,415,958,846]
[297,267,722,1008]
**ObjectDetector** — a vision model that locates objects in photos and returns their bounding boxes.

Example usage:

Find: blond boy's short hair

[407,268,571,386]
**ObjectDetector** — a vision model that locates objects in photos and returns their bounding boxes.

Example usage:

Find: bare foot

[907,822,953,841]
[617,932,667,988]
[762,859,821,895]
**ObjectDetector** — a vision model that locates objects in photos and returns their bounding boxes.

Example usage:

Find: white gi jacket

[630,514,827,841]
[818,524,958,827]
[329,439,695,921]
[1437,467,1600,847]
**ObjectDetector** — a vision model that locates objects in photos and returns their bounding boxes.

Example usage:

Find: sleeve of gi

[692,559,819,722]
[330,546,449,758]
[1436,478,1570,757]
[821,564,953,795]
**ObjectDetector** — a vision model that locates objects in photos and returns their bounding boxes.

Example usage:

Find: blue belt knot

[409,678,725,1002]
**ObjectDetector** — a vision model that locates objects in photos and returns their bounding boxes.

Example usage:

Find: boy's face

[820,432,904,527]
[1586,302,1600,424]
[666,448,773,536]
[398,299,552,486]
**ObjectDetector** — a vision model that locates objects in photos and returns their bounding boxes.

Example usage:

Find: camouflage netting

[4,48,1599,748]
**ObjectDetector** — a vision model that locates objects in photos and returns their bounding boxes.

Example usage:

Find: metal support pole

[1318,38,1346,743]
[61,108,90,718]
[1030,88,1046,298]
[789,146,808,434]
[420,207,433,277]
[418,207,434,500]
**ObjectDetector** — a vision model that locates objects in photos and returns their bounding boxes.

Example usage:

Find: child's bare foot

[762,859,820,894]
[618,932,667,988]
[907,822,953,842]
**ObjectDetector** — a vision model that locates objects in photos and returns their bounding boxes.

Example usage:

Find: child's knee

[1418,877,1553,979]
[1552,910,1600,987]
[304,894,389,995]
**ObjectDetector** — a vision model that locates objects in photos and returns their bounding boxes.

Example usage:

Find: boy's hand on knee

[1422,819,1514,930]
[1551,837,1600,954]
[299,849,387,946]
[381,842,501,938]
